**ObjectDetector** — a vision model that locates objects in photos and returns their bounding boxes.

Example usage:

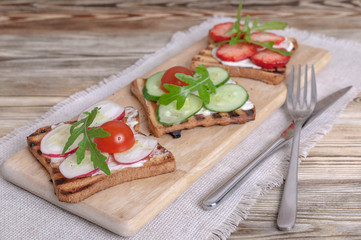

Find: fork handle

[277,121,303,231]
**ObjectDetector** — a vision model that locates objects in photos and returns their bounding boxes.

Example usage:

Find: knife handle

[202,137,287,210]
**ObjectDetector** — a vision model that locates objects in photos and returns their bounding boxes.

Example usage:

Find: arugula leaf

[252,41,293,56]
[252,20,288,31]
[62,107,111,175]
[229,36,244,46]
[243,15,251,33]
[224,1,291,56]
[158,64,216,110]
[227,1,243,34]
[252,17,259,29]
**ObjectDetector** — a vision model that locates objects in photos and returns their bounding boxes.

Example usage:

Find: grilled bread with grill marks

[190,38,298,85]
[130,78,256,138]
[27,107,176,203]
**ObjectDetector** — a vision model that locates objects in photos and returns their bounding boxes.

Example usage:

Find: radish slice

[41,124,81,157]
[113,134,158,165]
[78,101,125,128]
[59,151,109,179]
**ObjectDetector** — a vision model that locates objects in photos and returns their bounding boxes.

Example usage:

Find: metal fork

[277,65,317,231]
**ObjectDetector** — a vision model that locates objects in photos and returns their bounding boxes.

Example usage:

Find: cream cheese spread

[124,106,139,132]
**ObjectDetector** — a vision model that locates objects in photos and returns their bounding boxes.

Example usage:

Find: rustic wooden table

[1,1,361,239]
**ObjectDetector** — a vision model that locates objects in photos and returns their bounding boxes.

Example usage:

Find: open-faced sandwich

[131,64,255,138]
[27,101,175,203]
[191,3,298,85]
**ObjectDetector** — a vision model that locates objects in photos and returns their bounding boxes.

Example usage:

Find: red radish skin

[72,156,110,178]
[115,110,125,121]
[73,168,99,179]
[113,154,149,166]
[113,134,158,165]
[40,124,81,157]
[43,147,78,158]
[59,151,109,179]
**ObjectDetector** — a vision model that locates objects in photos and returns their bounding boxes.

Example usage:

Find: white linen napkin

[1,16,361,240]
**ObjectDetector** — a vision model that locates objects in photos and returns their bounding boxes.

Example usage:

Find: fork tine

[296,65,301,108]
[303,65,308,109]
[311,65,317,107]
[287,65,295,109]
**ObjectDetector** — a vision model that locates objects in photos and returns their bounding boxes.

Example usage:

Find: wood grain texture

[0,0,361,238]
[231,96,361,239]
[1,0,360,137]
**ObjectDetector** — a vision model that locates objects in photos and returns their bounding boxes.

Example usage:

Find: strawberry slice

[250,48,291,68]
[216,42,258,62]
[250,32,285,45]
[209,22,236,42]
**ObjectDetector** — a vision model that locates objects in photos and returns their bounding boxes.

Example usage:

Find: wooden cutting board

[0,38,331,236]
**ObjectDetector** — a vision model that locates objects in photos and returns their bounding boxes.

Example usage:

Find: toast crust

[190,38,298,85]
[130,78,256,138]
[27,107,176,203]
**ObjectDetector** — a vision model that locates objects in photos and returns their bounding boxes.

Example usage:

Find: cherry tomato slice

[94,121,135,153]
[160,66,193,92]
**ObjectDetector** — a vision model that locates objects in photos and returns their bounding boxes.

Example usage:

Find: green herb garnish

[62,107,111,175]
[158,64,216,110]
[219,1,292,56]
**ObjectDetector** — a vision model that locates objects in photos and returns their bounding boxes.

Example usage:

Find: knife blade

[202,86,352,210]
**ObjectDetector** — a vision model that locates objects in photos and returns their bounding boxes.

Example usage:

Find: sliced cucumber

[143,71,166,101]
[207,67,230,87]
[205,84,249,112]
[157,94,203,125]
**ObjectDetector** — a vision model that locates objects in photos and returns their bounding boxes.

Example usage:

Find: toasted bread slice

[130,78,256,138]
[27,107,176,203]
[190,38,298,85]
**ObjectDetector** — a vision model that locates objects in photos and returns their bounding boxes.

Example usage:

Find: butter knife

[202,86,352,210]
